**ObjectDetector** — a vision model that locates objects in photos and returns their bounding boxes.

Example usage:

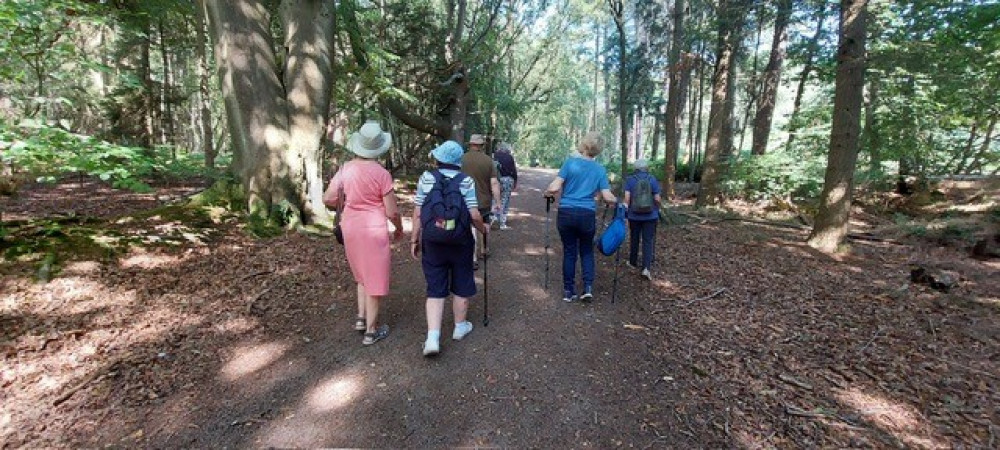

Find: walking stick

[544,196,553,289]
[483,231,489,327]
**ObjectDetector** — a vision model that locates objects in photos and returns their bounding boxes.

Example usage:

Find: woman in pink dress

[324,121,403,345]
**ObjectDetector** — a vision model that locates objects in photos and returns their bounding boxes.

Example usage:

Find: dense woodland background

[0,0,998,249]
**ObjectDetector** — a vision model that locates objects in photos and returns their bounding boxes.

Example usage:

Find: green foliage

[1,121,211,192]
[723,151,827,201]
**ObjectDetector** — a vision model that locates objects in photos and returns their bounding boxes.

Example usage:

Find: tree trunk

[965,116,997,174]
[692,44,707,183]
[650,107,662,162]
[204,0,336,226]
[786,2,828,152]
[610,0,628,180]
[592,22,602,131]
[140,33,155,147]
[279,0,337,224]
[158,20,175,149]
[663,0,685,199]
[195,0,216,168]
[750,0,792,156]
[738,8,764,153]
[862,72,881,173]
[807,0,869,253]
[696,0,748,207]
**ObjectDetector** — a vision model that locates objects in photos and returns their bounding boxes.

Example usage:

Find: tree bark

[650,107,662,162]
[610,0,628,179]
[808,0,869,253]
[279,0,337,224]
[195,0,216,168]
[205,0,336,226]
[786,2,828,152]
[696,0,748,207]
[140,32,155,147]
[663,0,685,199]
[862,72,880,173]
[750,0,792,156]
[158,20,175,148]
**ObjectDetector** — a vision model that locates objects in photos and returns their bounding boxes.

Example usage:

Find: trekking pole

[544,196,553,289]
[483,231,489,327]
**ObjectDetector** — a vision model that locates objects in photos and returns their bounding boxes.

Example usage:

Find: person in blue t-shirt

[623,159,662,280]
[544,132,617,303]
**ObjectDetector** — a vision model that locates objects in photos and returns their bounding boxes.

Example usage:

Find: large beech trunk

[203,0,335,226]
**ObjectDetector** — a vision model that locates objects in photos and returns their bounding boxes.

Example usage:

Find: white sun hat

[347,120,392,158]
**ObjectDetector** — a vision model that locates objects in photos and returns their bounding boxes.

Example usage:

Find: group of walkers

[324,121,660,356]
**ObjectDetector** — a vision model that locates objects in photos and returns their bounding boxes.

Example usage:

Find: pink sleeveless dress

[329,160,394,296]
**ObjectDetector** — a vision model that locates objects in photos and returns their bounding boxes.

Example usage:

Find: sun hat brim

[347,131,392,158]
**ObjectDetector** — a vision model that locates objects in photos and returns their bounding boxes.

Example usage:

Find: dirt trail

[145,168,664,447]
[4,168,997,448]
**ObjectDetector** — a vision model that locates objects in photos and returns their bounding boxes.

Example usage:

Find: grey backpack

[630,173,654,214]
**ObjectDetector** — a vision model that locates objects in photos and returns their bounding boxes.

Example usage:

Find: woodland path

[167,168,671,448]
[4,169,997,448]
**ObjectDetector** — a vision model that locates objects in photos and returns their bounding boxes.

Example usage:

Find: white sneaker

[452,321,474,340]
[500,224,511,230]
[642,268,652,280]
[423,338,440,356]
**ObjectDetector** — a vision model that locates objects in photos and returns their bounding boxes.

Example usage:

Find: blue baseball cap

[431,140,464,166]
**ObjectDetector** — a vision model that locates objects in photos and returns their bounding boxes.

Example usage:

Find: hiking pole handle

[545,196,553,213]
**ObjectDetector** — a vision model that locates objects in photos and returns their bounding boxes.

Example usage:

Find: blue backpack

[421,170,472,245]
[597,204,627,256]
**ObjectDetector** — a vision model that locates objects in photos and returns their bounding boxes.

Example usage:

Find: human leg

[449,241,476,339]
[557,209,579,299]
[499,176,514,227]
[578,209,597,295]
[354,284,367,331]
[628,219,642,268]
[421,243,451,355]
[424,297,445,355]
[641,220,656,270]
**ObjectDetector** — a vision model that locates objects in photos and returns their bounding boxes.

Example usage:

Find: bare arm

[491,177,501,207]
[383,191,404,240]
[469,208,488,235]
[600,188,617,204]
[322,178,341,208]
[545,176,564,197]
[410,207,422,259]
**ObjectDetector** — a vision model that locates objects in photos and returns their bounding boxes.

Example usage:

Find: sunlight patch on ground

[307,374,362,412]
[254,370,369,447]
[948,201,997,213]
[120,251,187,269]
[220,341,291,382]
[973,296,999,309]
[836,388,947,449]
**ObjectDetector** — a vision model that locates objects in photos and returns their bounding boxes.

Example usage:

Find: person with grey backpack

[623,159,662,280]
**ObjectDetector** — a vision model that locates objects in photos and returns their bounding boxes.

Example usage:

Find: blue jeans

[557,207,596,295]
[628,219,657,270]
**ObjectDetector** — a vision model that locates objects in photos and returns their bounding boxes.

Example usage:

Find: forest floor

[1,169,998,448]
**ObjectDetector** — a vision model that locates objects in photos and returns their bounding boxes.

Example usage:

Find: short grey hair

[634,159,649,170]
[578,132,604,157]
